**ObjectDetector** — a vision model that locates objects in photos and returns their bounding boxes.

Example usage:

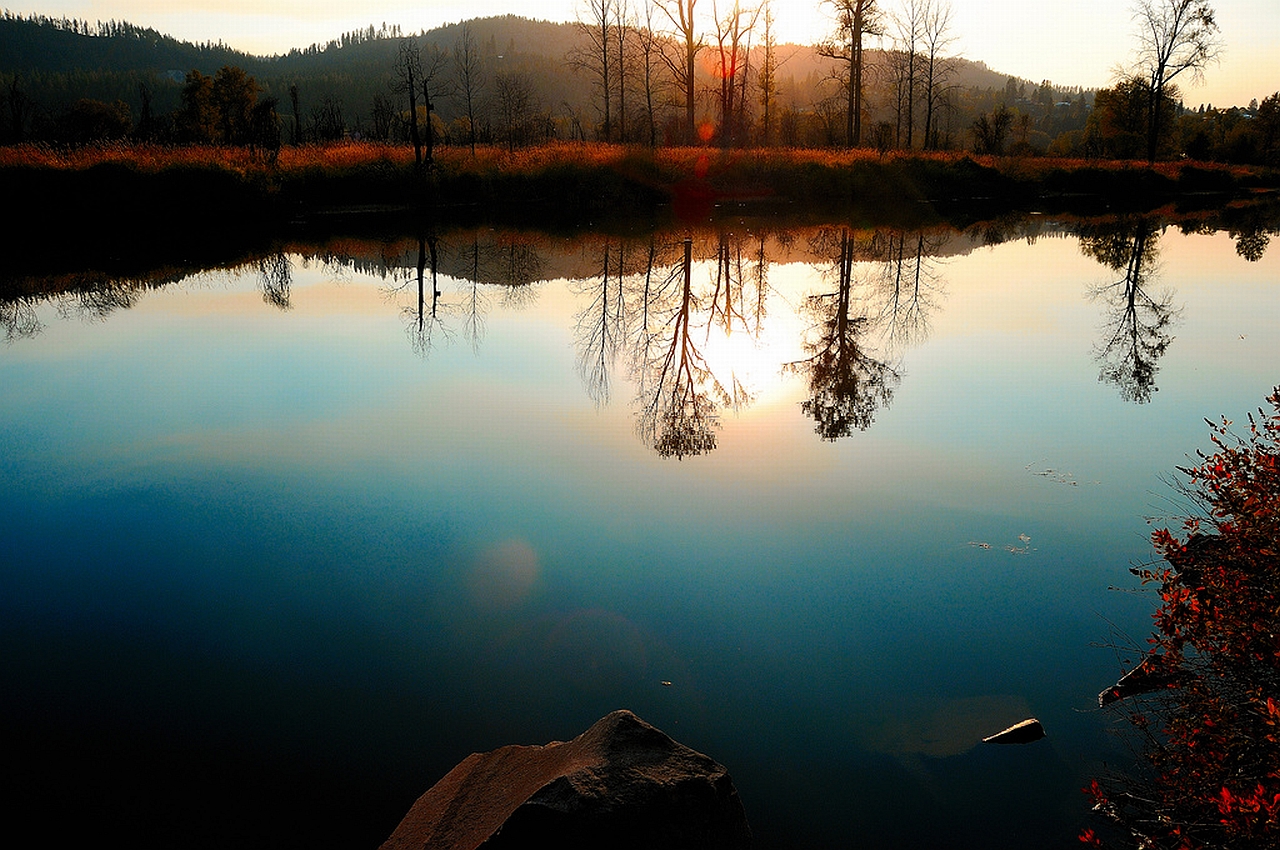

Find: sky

[10,1,1279,106]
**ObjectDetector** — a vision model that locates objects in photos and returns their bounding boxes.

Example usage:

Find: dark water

[2,213,1278,848]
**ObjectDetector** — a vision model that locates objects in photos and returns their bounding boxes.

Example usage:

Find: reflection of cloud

[468,539,540,610]
[543,608,649,695]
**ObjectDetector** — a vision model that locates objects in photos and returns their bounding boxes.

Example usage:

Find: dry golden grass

[1,139,1258,181]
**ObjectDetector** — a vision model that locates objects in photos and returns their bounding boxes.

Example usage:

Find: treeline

[1,6,1276,165]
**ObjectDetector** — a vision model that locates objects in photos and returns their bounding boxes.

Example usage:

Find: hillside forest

[1,5,1277,165]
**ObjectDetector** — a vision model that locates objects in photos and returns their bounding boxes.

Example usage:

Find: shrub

[1087,388,1280,849]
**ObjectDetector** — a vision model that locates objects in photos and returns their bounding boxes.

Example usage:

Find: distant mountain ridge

[0,12,1049,92]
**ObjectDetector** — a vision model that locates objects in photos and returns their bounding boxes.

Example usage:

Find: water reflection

[633,237,725,459]
[1080,218,1179,404]
[2,296,41,341]
[787,228,901,440]
[257,252,292,310]
[399,233,449,357]
[4,206,1277,436]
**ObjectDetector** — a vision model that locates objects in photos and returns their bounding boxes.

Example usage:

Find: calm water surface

[3,215,1278,848]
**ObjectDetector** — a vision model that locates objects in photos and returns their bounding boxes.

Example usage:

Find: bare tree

[634,1,668,146]
[710,0,761,147]
[890,0,925,148]
[1130,0,1221,161]
[492,71,536,150]
[919,0,955,150]
[453,22,485,155]
[394,40,426,168]
[756,5,779,146]
[570,0,616,140]
[615,0,632,142]
[818,0,881,147]
[656,0,703,144]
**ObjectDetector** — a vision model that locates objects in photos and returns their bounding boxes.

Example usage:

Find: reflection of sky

[2,228,1278,848]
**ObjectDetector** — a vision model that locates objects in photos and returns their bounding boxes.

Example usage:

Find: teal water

[2,217,1277,848]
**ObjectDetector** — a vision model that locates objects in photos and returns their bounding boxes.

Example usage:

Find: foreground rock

[380,709,751,850]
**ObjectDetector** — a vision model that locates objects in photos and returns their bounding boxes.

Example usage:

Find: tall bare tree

[919,0,955,149]
[711,0,761,147]
[818,0,881,147]
[656,0,703,144]
[615,0,632,142]
[570,0,616,140]
[394,40,425,168]
[756,5,779,146]
[635,1,667,146]
[453,22,485,155]
[890,0,925,148]
[1130,0,1221,162]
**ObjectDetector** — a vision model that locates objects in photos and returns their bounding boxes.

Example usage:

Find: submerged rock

[981,718,1046,745]
[380,709,751,850]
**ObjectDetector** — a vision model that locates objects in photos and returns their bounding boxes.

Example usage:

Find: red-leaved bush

[1086,388,1279,849]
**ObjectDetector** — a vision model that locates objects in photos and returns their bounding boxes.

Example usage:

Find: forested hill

[0,13,255,75]
[1,11,1081,152]
[0,14,590,77]
[2,11,1020,94]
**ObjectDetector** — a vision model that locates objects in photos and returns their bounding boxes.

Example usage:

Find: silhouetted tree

[212,64,257,145]
[57,97,130,144]
[452,22,485,155]
[972,104,1013,154]
[571,0,616,140]
[1090,76,1179,159]
[394,40,426,169]
[309,96,345,142]
[919,0,956,150]
[178,69,217,142]
[492,70,536,150]
[656,0,703,143]
[710,0,761,148]
[1130,0,1221,162]
[818,0,880,147]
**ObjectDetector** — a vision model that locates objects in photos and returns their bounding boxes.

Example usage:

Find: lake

[2,208,1278,849]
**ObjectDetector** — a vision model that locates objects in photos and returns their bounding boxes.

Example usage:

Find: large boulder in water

[380,709,751,850]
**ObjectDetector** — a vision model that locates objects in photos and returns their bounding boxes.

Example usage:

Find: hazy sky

[12,1,1279,106]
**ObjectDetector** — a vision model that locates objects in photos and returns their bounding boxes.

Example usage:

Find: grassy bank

[3,141,1276,232]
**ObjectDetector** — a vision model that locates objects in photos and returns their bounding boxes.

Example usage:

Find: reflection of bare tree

[455,236,492,352]
[1081,218,1179,404]
[787,228,900,440]
[703,233,764,413]
[633,238,724,459]
[58,281,144,321]
[401,233,452,357]
[873,230,945,351]
[257,252,292,310]
[2,296,42,341]
[489,239,545,294]
[572,242,631,407]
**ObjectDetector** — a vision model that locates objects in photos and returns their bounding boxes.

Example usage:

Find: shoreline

[5,141,1277,225]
